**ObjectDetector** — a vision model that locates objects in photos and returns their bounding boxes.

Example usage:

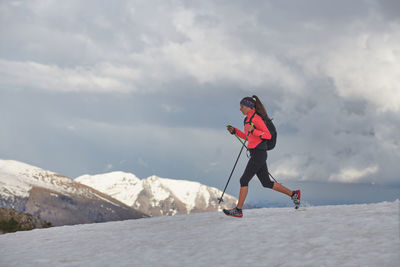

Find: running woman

[223,95,301,217]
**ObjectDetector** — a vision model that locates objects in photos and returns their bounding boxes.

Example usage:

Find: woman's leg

[237,150,263,209]
[272,182,292,196]
[257,162,274,189]
[236,186,248,209]
[255,154,293,197]
[253,151,300,207]
[257,165,292,196]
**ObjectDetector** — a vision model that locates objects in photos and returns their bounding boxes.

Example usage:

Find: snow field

[0,201,398,267]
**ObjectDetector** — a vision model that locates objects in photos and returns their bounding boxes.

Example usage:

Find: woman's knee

[240,176,250,187]
[261,180,274,189]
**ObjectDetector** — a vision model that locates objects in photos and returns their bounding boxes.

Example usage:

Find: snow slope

[1,201,398,267]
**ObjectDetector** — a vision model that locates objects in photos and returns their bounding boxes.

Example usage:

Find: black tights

[240,149,274,188]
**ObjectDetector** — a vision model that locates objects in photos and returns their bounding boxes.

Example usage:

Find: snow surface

[1,201,398,267]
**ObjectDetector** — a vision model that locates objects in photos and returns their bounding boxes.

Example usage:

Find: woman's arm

[235,128,246,139]
[251,115,271,140]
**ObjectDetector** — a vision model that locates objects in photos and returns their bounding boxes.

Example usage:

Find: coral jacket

[235,109,271,149]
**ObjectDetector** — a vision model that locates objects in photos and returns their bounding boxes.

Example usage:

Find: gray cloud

[1,0,399,193]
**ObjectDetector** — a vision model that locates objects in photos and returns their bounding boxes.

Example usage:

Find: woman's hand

[227,126,236,135]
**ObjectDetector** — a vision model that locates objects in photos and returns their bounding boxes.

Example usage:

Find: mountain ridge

[76,170,238,216]
[1,159,238,222]
[0,159,147,226]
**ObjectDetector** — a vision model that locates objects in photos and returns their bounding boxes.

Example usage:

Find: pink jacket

[235,109,271,149]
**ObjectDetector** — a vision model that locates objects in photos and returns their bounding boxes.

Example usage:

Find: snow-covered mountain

[76,172,238,216]
[1,201,398,266]
[0,160,147,226]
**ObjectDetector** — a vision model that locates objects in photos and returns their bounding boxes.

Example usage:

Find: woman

[223,95,300,217]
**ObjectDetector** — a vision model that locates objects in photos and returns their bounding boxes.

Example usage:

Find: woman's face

[240,104,251,115]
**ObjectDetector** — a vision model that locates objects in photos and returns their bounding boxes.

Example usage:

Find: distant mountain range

[0,160,147,226]
[0,160,237,226]
[76,172,237,216]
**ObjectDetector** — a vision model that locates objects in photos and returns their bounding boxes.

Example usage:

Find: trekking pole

[218,125,252,204]
[234,134,248,148]
[268,172,279,183]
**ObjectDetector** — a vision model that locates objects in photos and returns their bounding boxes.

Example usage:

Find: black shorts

[240,148,274,188]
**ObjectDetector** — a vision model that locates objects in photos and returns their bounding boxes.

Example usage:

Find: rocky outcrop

[23,186,148,226]
[0,208,51,234]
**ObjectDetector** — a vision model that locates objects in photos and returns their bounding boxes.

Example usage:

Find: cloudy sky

[1,0,399,205]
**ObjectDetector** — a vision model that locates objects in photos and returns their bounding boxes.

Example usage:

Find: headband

[240,98,255,109]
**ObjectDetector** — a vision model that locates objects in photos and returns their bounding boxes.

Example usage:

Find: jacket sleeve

[252,115,271,140]
[234,128,246,139]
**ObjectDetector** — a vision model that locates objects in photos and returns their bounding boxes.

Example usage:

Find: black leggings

[240,149,274,188]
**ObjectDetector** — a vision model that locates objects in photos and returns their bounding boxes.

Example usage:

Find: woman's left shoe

[291,190,301,209]
[223,207,243,218]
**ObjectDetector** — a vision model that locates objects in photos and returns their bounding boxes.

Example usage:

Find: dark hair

[241,95,271,120]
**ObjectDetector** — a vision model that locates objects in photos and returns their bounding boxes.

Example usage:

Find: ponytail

[252,95,271,120]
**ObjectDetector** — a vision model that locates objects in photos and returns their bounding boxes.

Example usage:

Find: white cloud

[329,165,379,183]
[160,8,306,90]
[273,168,299,180]
[0,60,141,93]
[302,22,400,113]
[161,104,182,113]
[0,3,307,94]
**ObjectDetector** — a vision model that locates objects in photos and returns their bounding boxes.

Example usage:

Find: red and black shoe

[291,190,301,209]
[223,207,243,218]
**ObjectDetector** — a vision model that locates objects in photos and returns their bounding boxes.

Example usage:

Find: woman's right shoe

[223,207,243,218]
